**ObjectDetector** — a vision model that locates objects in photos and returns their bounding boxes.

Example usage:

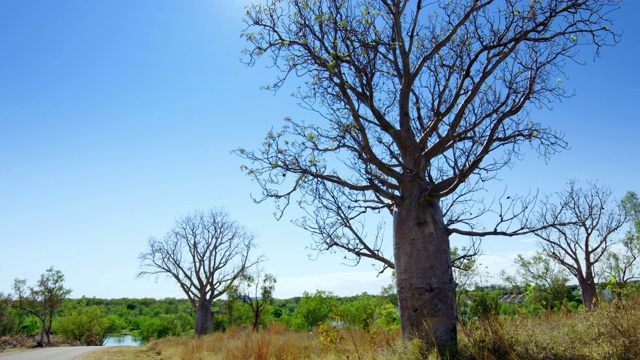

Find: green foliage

[224,300,255,328]
[374,302,400,331]
[12,266,72,344]
[502,253,571,313]
[622,191,640,232]
[55,302,109,345]
[335,293,400,332]
[469,288,501,320]
[18,316,41,334]
[461,292,640,360]
[62,297,194,339]
[0,293,17,336]
[136,316,172,340]
[289,290,336,331]
[338,293,377,330]
[602,192,640,291]
[230,270,277,331]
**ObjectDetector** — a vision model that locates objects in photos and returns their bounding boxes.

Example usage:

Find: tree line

[2,266,638,349]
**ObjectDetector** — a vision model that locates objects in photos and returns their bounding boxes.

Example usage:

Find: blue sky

[0,1,638,300]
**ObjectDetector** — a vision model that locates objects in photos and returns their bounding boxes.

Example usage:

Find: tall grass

[141,294,639,360]
[147,322,414,360]
[461,293,640,360]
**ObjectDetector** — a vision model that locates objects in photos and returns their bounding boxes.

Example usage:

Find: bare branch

[138,208,263,335]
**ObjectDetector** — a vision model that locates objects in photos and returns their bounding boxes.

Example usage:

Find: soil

[0,334,80,352]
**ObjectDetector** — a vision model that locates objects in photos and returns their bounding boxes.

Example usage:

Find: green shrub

[469,289,501,320]
[289,290,335,331]
[55,305,109,345]
[0,293,17,336]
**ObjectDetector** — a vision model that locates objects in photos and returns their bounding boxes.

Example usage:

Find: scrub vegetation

[3,280,640,359]
[74,284,640,360]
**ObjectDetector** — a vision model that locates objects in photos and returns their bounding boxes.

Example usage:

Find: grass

[460,293,640,360]
[79,294,640,360]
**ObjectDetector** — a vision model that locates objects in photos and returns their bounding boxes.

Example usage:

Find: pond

[103,335,146,347]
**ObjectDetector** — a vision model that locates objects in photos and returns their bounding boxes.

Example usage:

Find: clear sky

[1,1,638,300]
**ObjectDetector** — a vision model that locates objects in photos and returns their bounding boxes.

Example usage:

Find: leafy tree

[12,266,71,345]
[0,292,17,336]
[469,288,501,320]
[55,303,109,345]
[138,208,262,335]
[622,191,640,232]
[502,253,570,311]
[602,191,640,297]
[374,302,400,332]
[534,181,626,309]
[339,293,377,330]
[452,247,486,322]
[291,290,336,330]
[237,0,619,353]
[230,268,277,331]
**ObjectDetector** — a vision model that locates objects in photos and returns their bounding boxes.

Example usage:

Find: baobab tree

[237,0,619,354]
[138,208,261,335]
[534,181,626,309]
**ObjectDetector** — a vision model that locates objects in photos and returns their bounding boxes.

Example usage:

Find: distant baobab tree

[535,181,626,309]
[138,208,262,335]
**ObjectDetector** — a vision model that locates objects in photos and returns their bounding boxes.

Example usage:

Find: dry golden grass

[460,294,640,360]
[91,323,408,360]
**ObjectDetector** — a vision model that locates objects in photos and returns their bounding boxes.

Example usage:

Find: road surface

[0,347,101,360]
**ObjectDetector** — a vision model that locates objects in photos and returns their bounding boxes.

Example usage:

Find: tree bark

[393,194,457,357]
[578,274,599,310]
[194,300,213,335]
[39,321,46,347]
[253,307,260,332]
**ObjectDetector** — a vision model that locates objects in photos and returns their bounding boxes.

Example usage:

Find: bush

[289,291,335,331]
[469,289,501,320]
[134,316,173,340]
[55,305,109,345]
[18,316,41,335]
[0,293,17,336]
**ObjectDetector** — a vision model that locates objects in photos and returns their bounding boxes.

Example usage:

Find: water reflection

[103,335,145,347]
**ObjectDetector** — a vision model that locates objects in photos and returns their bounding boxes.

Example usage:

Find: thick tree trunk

[194,299,213,335]
[393,195,457,357]
[578,274,599,310]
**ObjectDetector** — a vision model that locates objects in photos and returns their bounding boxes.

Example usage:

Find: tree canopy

[238,0,620,354]
[138,208,262,335]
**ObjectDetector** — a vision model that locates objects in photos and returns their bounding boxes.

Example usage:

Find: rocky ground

[0,334,80,352]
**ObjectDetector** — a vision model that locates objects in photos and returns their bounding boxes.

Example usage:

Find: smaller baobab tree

[229,267,276,331]
[534,181,626,309]
[138,208,262,335]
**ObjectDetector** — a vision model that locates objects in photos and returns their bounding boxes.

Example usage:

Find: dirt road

[0,347,101,360]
